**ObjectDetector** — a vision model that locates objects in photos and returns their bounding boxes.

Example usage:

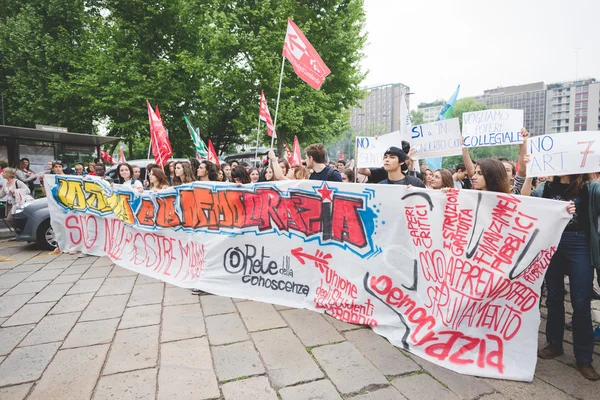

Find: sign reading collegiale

[45,176,571,381]
[462,109,524,148]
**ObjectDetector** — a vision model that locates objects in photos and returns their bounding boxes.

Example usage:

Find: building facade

[471,82,548,136]
[546,79,600,134]
[349,83,410,135]
[417,101,445,124]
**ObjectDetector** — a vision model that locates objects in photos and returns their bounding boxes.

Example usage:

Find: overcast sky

[361,0,600,109]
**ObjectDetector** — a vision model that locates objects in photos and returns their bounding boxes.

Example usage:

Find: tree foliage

[0,0,367,158]
[410,110,423,125]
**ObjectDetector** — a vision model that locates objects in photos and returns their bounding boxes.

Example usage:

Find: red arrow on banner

[291,247,332,273]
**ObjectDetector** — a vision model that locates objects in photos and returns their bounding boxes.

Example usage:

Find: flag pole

[270,55,286,148]
[147,136,152,160]
[254,116,261,161]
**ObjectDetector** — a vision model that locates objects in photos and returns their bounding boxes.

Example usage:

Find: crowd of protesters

[1,128,600,380]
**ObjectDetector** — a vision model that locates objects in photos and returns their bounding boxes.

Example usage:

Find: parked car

[222,147,278,167]
[13,198,57,250]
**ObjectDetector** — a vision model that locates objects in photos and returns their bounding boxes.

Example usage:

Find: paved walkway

[0,240,598,400]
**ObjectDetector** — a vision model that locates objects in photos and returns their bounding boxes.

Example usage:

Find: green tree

[0,0,97,133]
[410,110,424,125]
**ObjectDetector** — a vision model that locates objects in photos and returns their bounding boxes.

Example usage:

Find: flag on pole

[207,139,220,166]
[184,115,208,159]
[284,142,292,162]
[291,135,302,165]
[100,149,115,165]
[119,146,126,163]
[282,19,331,90]
[338,149,345,160]
[426,85,461,171]
[436,85,460,121]
[400,94,411,135]
[146,100,173,167]
[259,91,276,137]
[155,105,162,121]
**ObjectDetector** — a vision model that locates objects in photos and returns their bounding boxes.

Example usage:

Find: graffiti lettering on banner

[45,175,572,381]
[526,131,600,178]
[462,109,524,148]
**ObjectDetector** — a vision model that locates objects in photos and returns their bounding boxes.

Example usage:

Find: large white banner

[356,131,402,168]
[404,118,462,158]
[462,109,524,148]
[526,131,600,178]
[46,176,571,381]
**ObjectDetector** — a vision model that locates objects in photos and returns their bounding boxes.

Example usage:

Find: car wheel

[37,219,58,250]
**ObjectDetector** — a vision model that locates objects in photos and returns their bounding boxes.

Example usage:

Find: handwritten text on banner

[462,109,524,148]
[405,118,462,158]
[45,176,570,381]
[526,131,600,178]
[356,131,402,168]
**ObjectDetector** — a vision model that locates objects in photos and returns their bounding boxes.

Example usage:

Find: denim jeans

[545,231,595,365]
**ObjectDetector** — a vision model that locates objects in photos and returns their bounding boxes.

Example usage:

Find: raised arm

[516,128,529,178]
[461,137,475,177]
[268,150,289,181]
[357,168,371,177]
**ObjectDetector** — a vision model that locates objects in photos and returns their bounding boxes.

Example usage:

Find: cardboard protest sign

[462,109,524,148]
[405,118,462,158]
[46,176,571,381]
[526,131,600,178]
[356,131,403,168]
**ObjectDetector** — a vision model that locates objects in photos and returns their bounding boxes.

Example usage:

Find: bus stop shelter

[0,124,121,173]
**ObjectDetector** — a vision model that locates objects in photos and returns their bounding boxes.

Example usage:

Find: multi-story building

[417,100,445,124]
[472,82,548,136]
[546,79,600,133]
[349,83,410,135]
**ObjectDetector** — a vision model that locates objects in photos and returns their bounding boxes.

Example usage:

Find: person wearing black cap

[379,147,426,187]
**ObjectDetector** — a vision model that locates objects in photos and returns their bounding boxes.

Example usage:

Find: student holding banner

[304,144,342,182]
[530,174,600,381]
[378,147,425,187]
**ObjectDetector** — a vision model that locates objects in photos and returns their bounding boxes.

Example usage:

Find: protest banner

[404,118,462,158]
[526,131,600,178]
[356,131,402,168]
[45,175,571,381]
[462,109,524,148]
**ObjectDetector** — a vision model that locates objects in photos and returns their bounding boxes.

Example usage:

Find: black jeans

[545,231,594,365]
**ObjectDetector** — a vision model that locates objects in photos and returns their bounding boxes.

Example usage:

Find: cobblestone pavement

[0,240,599,400]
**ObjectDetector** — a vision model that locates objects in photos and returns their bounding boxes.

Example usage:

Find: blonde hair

[2,167,16,179]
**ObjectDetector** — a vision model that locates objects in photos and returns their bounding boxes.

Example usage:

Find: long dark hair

[200,160,218,181]
[149,167,169,188]
[172,162,195,185]
[188,158,201,179]
[549,174,590,198]
[476,158,510,193]
[342,168,355,182]
[231,166,251,184]
[116,163,134,184]
[435,168,454,189]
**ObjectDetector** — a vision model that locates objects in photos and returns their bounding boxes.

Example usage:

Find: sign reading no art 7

[526,131,600,178]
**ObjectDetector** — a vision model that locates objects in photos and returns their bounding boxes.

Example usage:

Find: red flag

[282,19,331,90]
[147,100,173,167]
[338,149,345,161]
[119,147,126,163]
[291,135,302,166]
[155,105,162,121]
[100,149,115,165]
[207,139,220,166]
[259,91,276,137]
[284,141,293,163]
